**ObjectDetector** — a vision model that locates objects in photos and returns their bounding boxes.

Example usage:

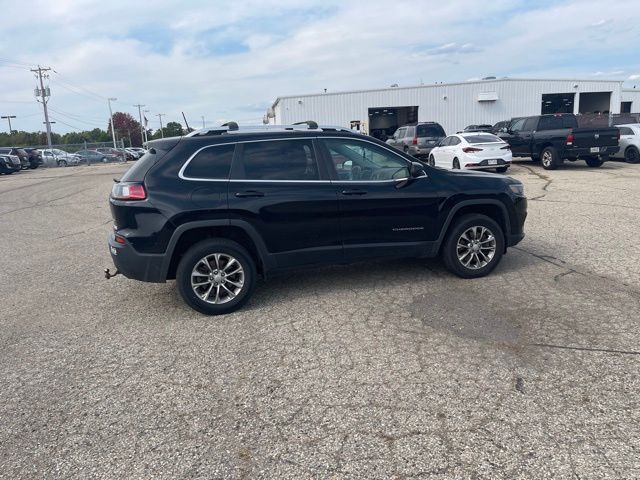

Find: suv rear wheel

[541,146,559,170]
[625,146,639,164]
[442,214,504,278]
[176,239,256,315]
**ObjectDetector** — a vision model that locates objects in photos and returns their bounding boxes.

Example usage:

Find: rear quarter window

[183,144,234,179]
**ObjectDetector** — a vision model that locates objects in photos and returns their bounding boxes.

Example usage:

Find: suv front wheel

[176,239,257,315]
[442,214,504,278]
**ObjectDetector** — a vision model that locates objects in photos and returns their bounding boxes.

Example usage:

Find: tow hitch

[104,268,120,279]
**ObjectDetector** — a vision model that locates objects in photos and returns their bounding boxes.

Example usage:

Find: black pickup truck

[498,114,619,170]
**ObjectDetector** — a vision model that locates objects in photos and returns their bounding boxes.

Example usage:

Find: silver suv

[386,122,446,159]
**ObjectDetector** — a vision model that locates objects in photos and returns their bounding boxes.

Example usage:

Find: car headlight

[508,183,525,196]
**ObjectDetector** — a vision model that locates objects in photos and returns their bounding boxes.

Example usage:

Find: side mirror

[410,161,426,178]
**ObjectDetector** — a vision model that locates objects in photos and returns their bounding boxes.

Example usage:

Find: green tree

[151,121,183,139]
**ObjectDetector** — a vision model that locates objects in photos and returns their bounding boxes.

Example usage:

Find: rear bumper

[566,145,619,158]
[108,233,166,283]
[408,146,436,157]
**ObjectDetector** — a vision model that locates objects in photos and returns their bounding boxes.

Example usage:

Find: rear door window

[182,144,235,179]
[240,139,319,181]
[538,116,565,130]
[618,127,633,135]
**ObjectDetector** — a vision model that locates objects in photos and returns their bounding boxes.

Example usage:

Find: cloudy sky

[1,0,639,133]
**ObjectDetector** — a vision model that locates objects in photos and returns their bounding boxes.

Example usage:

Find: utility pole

[107,98,117,149]
[156,113,165,138]
[201,116,205,128]
[32,65,53,148]
[133,104,145,146]
[1,115,16,133]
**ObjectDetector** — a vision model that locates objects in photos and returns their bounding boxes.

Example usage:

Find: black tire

[495,166,509,173]
[176,239,256,315]
[29,163,38,169]
[540,146,559,170]
[624,146,639,164]
[453,158,461,170]
[585,156,603,168]
[442,214,505,279]
[57,160,67,167]
[428,155,435,167]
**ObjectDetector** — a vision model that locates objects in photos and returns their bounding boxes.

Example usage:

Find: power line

[51,70,106,100]
[47,106,107,126]
[48,116,88,132]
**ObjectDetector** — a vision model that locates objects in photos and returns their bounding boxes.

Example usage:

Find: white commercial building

[268,78,639,138]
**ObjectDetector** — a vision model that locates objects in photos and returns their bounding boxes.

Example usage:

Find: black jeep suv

[108,122,527,315]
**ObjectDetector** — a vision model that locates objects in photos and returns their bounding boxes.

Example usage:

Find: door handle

[341,189,367,195]
[235,190,264,198]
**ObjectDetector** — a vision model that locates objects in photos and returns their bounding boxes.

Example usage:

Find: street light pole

[1,115,16,133]
[156,113,165,138]
[133,104,145,146]
[107,98,117,149]
[201,116,205,128]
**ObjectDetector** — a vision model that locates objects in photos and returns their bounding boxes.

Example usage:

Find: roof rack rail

[221,121,239,131]
[185,121,357,137]
[292,120,318,129]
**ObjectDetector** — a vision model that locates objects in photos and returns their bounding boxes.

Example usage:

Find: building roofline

[272,77,625,104]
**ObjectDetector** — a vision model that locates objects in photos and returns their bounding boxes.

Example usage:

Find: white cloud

[0,0,639,133]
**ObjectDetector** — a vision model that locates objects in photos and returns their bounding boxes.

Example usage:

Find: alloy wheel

[456,226,497,270]
[542,151,553,167]
[190,253,245,304]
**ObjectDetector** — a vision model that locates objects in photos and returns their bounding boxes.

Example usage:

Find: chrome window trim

[178,137,320,182]
[178,135,421,183]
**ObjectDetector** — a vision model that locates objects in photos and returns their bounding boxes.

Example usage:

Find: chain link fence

[25,140,128,167]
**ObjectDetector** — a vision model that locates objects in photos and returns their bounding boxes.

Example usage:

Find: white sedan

[428,133,512,173]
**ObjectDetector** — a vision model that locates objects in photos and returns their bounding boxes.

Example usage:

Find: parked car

[107,122,527,315]
[96,147,128,161]
[611,124,640,163]
[463,124,494,133]
[428,133,512,173]
[386,122,446,158]
[498,113,620,170]
[128,147,148,157]
[40,149,82,167]
[0,154,21,174]
[125,148,141,160]
[22,148,42,168]
[0,147,29,169]
[75,149,119,164]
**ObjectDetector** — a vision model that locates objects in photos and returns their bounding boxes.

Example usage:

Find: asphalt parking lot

[1,160,639,479]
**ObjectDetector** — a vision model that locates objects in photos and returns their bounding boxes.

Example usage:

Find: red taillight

[412,137,417,145]
[464,163,480,168]
[111,182,146,201]
[462,147,483,153]
[500,145,511,150]
[114,234,126,245]
[566,133,574,145]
